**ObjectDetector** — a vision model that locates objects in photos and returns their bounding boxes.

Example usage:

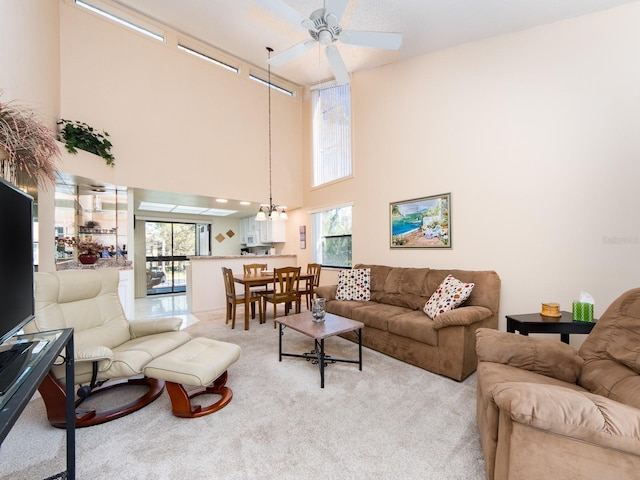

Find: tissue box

[572,301,594,322]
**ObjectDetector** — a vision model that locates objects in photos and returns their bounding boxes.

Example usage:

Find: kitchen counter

[55,258,133,270]
[186,254,298,314]
[188,254,296,261]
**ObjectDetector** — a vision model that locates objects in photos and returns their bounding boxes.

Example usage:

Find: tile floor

[134,293,199,329]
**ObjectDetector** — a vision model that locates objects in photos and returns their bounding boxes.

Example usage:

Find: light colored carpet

[0,310,486,480]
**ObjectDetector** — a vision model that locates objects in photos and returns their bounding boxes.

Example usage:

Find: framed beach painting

[390,193,451,248]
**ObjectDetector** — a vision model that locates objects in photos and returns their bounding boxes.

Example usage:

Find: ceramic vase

[78,253,99,265]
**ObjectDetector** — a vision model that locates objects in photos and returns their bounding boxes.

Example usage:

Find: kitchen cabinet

[238,217,246,244]
[268,219,286,243]
[239,216,286,245]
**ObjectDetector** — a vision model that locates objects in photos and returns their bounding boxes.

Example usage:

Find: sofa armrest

[432,305,493,330]
[314,284,337,300]
[129,317,183,338]
[492,382,640,456]
[476,328,583,383]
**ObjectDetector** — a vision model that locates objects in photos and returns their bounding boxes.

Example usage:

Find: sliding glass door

[145,221,199,295]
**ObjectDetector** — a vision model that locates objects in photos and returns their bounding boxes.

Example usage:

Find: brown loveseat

[314,264,501,381]
[475,288,640,480]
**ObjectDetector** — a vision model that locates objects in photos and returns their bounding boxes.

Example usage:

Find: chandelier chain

[267,46,273,207]
[256,46,286,221]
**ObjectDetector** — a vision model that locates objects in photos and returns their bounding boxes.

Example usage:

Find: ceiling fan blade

[268,39,316,66]
[324,0,349,27]
[256,0,315,30]
[325,45,350,85]
[339,30,403,50]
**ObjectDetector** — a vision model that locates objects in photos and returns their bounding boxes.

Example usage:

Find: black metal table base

[279,327,362,388]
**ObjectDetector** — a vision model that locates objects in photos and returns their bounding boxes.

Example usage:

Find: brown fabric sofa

[313,264,501,381]
[476,287,640,480]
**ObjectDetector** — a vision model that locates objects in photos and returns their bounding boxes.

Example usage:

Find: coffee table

[276,312,364,388]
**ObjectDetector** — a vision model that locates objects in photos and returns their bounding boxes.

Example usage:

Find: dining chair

[261,266,301,327]
[243,263,271,295]
[299,263,322,310]
[243,263,267,275]
[222,267,263,329]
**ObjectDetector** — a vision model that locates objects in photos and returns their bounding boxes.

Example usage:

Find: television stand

[0,328,74,479]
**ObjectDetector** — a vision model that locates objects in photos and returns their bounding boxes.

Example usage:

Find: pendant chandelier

[256,46,287,222]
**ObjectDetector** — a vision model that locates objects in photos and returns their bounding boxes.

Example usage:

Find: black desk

[506,312,596,344]
[0,328,75,479]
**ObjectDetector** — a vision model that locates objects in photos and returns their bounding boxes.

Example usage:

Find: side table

[0,328,75,479]
[506,311,596,344]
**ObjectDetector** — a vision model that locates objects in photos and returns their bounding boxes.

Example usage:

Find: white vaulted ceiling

[112,0,639,86]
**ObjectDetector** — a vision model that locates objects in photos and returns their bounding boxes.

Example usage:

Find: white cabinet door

[239,217,247,244]
[259,220,270,243]
[270,220,286,243]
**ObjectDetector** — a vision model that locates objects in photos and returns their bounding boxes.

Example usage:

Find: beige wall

[298,3,640,339]
[0,0,59,125]
[58,0,303,208]
[0,0,60,271]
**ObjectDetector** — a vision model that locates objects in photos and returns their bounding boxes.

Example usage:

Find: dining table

[233,271,314,330]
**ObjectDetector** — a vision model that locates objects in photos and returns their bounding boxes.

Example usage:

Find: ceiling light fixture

[256,46,287,222]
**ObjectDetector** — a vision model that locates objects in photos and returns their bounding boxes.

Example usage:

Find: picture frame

[390,193,451,248]
[299,225,306,249]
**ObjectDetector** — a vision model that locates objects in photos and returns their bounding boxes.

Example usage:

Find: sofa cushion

[380,267,430,296]
[371,291,429,311]
[607,335,640,374]
[325,299,368,319]
[350,303,410,331]
[579,358,640,410]
[354,264,392,292]
[388,311,439,346]
[336,268,371,301]
[578,288,640,407]
[423,274,474,318]
[605,313,640,374]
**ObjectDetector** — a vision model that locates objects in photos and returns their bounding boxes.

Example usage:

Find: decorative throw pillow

[336,268,371,301]
[423,275,474,318]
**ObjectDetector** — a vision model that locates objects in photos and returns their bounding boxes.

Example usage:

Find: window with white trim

[311,83,352,186]
[74,0,165,42]
[311,204,352,268]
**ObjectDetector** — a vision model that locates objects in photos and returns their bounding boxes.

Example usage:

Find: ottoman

[144,337,241,418]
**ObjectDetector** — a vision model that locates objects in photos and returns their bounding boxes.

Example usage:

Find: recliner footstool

[144,337,242,418]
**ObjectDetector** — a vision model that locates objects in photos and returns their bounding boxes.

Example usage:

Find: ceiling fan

[260,0,402,85]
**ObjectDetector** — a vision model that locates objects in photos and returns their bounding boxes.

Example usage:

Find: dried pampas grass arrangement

[0,90,59,188]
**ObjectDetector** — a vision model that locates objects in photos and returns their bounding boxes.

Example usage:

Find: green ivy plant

[57,119,115,166]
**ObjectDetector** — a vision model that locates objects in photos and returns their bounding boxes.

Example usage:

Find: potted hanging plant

[58,119,115,166]
[0,91,59,187]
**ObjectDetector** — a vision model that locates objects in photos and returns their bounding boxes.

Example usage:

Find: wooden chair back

[272,266,301,303]
[222,267,236,300]
[243,263,267,275]
[307,263,322,288]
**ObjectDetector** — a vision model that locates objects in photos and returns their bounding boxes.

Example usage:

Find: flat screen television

[0,177,36,395]
[0,177,35,344]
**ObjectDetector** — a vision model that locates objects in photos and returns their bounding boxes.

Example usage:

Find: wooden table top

[276,311,364,340]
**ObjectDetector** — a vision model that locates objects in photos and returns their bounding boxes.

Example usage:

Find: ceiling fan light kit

[266,0,403,85]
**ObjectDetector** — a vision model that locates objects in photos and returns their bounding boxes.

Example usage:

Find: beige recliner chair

[475,288,640,480]
[26,269,192,428]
